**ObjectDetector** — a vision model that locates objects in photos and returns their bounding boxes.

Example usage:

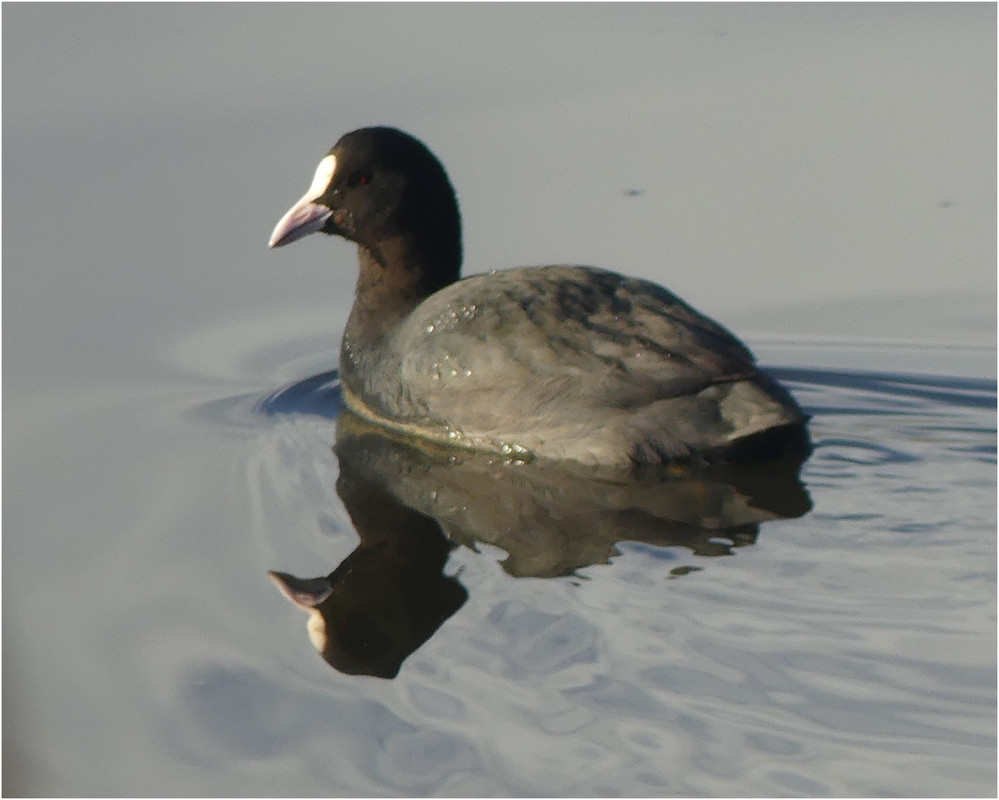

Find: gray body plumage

[340,265,805,466]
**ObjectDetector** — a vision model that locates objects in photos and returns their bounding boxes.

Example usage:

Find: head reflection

[269,467,468,680]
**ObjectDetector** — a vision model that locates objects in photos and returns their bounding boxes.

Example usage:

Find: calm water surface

[21,326,994,797]
[4,4,995,797]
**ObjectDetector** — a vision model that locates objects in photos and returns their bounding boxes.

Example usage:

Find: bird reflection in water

[270,410,811,679]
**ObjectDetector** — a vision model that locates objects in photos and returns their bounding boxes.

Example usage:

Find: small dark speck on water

[936,199,956,209]
[623,188,644,197]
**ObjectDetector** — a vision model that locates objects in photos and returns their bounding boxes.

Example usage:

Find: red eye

[348,171,370,188]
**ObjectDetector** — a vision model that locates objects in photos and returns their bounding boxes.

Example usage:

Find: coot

[269,127,809,466]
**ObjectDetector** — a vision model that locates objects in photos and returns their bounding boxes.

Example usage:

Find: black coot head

[269,127,462,276]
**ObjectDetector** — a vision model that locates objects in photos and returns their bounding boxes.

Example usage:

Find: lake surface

[4,4,995,797]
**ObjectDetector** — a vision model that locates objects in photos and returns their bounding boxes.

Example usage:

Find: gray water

[4,4,995,797]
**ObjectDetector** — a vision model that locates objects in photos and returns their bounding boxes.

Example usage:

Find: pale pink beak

[269,153,337,248]
[268,571,334,608]
[268,197,333,248]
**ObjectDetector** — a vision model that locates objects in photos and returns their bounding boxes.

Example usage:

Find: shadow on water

[259,369,815,679]
[258,369,343,420]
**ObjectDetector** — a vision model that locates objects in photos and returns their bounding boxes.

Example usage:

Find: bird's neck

[344,236,460,348]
